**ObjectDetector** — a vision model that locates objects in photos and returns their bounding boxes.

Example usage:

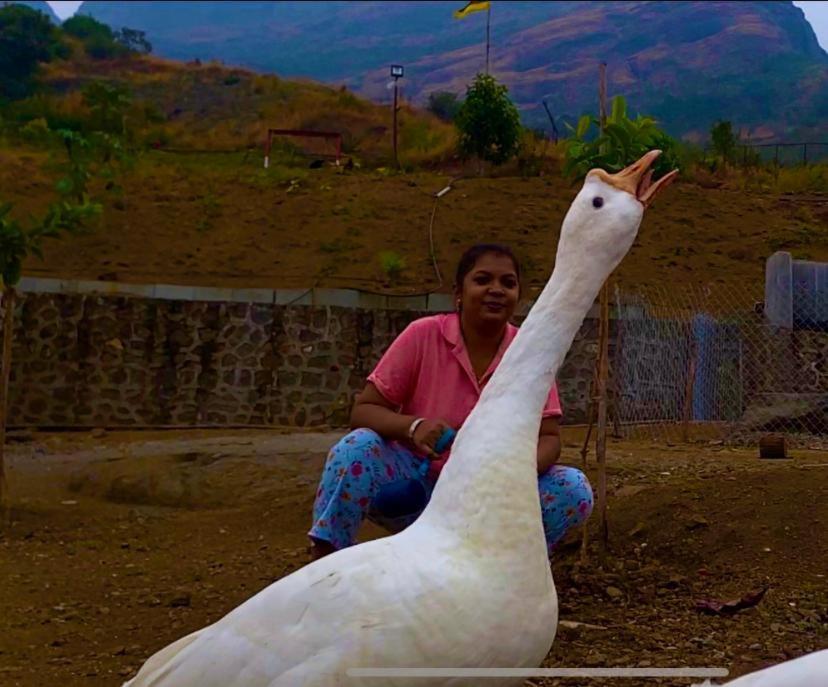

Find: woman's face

[457,252,520,328]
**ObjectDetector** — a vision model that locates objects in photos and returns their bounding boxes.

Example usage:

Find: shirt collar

[439,312,517,389]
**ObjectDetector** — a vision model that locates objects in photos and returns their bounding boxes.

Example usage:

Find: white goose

[694,649,828,687]
[123,150,677,687]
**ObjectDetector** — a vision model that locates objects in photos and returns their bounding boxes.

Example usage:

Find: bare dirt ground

[0,428,825,686]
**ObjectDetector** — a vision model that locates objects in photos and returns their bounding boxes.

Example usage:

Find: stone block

[191,286,234,302]
[154,283,196,301]
[312,289,360,308]
[358,292,388,310]
[275,289,313,306]
[386,295,427,311]
[110,282,156,298]
[230,288,275,304]
[426,293,454,312]
[17,277,63,294]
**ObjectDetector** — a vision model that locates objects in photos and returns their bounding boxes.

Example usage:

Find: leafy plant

[563,95,680,180]
[455,73,521,166]
[82,81,132,135]
[0,124,118,520]
[378,251,406,283]
[0,94,138,516]
[427,91,461,122]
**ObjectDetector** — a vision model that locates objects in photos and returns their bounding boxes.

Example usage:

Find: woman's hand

[412,418,453,459]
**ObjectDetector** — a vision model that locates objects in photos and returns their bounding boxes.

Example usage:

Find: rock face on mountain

[77,0,828,139]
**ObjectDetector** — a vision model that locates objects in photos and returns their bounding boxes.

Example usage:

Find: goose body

[123,151,676,687]
[694,649,828,687]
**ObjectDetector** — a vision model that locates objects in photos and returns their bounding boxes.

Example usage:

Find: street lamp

[390,65,404,167]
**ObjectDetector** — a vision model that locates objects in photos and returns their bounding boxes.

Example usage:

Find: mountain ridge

[55,1,828,139]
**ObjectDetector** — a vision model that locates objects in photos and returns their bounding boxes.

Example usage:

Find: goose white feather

[122,151,676,687]
[693,649,828,687]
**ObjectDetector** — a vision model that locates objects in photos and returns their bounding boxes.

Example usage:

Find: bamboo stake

[0,287,15,527]
[596,282,610,546]
[582,61,610,560]
[595,61,610,549]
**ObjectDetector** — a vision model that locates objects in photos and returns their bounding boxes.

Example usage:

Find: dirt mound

[64,451,234,509]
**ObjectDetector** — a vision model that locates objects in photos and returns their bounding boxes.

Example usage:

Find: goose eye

[592,196,604,209]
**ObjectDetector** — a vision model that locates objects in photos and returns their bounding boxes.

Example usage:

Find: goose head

[559,150,678,274]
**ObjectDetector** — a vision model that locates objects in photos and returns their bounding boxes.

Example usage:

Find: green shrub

[0,4,67,100]
[62,15,127,60]
[427,91,461,122]
[563,95,680,179]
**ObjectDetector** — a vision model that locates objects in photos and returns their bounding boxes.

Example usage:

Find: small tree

[0,4,66,100]
[455,73,521,167]
[427,91,461,122]
[0,197,99,522]
[0,125,134,523]
[62,14,127,59]
[114,27,152,54]
[710,120,737,164]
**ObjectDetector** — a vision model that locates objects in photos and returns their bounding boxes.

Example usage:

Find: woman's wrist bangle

[407,417,425,440]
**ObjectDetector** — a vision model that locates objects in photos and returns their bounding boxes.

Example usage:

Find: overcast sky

[47,0,828,50]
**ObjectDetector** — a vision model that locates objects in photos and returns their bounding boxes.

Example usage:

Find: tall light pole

[390,64,404,168]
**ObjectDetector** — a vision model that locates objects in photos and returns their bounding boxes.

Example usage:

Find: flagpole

[485,3,491,74]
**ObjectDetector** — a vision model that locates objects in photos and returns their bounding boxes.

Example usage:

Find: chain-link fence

[610,283,828,447]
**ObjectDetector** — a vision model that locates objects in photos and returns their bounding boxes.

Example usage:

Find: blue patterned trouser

[309,428,594,554]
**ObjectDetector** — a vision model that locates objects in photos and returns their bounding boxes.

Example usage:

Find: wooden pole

[595,61,610,548]
[580,366,596,564]
[0,287,16,527]
[610,282,624,440]
[596,283,610,547]
[582,61,611,560]
[392,78,399,168]
[485,4,491,75]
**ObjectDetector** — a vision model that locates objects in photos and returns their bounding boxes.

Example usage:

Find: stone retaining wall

[2,278,600,428]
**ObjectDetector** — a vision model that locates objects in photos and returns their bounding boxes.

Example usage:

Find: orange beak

[589,150,679,208]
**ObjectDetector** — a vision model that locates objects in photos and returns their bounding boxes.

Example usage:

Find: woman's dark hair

[454,243,522,289]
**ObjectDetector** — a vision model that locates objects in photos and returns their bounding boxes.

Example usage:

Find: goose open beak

[590,150,679,208]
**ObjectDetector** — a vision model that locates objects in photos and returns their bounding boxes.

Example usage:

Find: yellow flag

[453,1,490,19]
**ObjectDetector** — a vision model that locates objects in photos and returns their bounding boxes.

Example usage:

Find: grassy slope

[5,146,828,301]
[3,54,828,300]
[37,53,456,162]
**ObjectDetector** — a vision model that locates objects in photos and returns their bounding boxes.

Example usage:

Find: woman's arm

[350,382,418,441]
[350,382,451,457]
[537,416,562,474]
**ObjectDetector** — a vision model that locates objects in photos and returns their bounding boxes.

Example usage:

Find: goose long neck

[418,231,612,544]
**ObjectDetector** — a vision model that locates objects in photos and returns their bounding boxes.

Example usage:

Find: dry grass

[3,142,827,298]
[35,54,456,165]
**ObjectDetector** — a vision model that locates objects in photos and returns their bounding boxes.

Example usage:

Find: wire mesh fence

[610,282,828,448]
[736,142,828,166]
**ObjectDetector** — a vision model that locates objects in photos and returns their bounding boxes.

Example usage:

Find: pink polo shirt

[367,313,562,474]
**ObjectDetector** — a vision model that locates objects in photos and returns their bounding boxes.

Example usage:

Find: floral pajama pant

[309,428,594,555]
